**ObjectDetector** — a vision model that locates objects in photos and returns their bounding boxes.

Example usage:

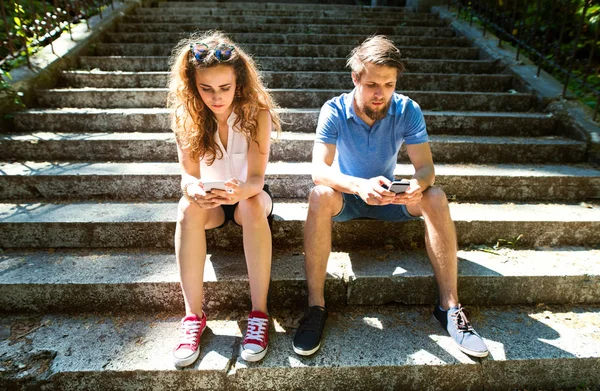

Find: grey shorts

[332,193,422,222]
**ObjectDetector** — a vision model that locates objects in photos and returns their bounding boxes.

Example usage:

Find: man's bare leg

[304,185,343,307]
[407,187,458,310]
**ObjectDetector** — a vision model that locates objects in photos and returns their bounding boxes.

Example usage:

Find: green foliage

[494,234,524,249]
[0,1,56,61]
[0,68,25,109]
[0,1,109,73]
[459,0,600,114]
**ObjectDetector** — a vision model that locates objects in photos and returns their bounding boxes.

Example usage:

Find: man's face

[352,63,397,122]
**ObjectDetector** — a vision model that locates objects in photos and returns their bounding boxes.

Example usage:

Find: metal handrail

[1,0,114,70]
[448,0,599,120]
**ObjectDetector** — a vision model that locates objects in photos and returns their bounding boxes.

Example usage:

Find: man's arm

[407,142,435,190]
[392,142,435,205]
[312,141,396,204]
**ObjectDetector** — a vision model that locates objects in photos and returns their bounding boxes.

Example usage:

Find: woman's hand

[210,178,244,205]
[186,183,222,209]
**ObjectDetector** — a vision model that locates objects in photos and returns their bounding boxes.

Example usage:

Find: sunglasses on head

[189,42,235,62]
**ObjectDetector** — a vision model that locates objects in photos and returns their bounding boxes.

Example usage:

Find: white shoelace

[179,320,202,346]
[245,317,268,342]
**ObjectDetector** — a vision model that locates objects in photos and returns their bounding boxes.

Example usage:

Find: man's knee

[421,187,449,210]
[308,185,338,209]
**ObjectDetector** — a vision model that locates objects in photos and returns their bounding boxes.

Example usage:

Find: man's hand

[391,178,423,205]
[357,176,397,205]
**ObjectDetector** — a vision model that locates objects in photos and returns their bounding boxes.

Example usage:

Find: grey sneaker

[433,304,489,357]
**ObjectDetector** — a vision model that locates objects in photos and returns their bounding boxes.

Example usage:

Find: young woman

[167,31,280,367]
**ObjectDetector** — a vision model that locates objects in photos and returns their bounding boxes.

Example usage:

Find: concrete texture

[0,247,598,313]
[0,201,598,249]
[130,9,438,19]
[117,22,451,34]
[13,108,557,135]
[157,2,407,11]
[261,72,513,91]
[407,0,446,12]
[347,248,600,305]
[93,42,479,59]
[1,162,599,202]
[0,249,347,312]
[122,14,442,25]
[76,57,491,73]
[38,88,536,111]
[106,32,458,45]
[2,305,600,390]
[1,132,586,165]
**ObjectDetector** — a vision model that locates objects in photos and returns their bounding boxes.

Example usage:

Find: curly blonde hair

[168,31,281,164]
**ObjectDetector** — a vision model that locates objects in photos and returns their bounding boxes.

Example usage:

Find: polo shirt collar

[344,88,357,121]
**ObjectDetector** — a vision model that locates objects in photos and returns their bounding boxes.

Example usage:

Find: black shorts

[216,184,273,228]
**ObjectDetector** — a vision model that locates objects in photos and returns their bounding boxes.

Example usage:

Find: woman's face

[195,64,237,119]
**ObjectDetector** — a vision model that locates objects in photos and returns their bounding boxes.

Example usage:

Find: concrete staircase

[1,1,600,389]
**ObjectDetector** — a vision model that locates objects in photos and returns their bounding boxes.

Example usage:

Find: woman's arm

[177,140,221,208]
[241,109,272,198]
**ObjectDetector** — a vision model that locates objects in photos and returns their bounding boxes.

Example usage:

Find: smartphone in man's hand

[387,179,411,194]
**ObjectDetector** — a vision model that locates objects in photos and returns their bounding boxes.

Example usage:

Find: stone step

[115,22,451,35]
[105,31,457,45]
[94,43,478,59]
[1,161,598,202]
[2,132,584,165]
[39,88,529,110]
[158,2,408,11]
[2,305,600,390]
[77,57,494,73]
[1,247,599,313]
[0,201,598,248]
[13,109,557,136]
[133,5,424,16]
[50,72,515,93]
[0,248,345,313]
[123,13,441,24]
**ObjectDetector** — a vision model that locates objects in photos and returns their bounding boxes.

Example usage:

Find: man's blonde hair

[346,35,405,79]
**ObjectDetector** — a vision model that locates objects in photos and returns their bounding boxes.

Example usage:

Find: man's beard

[357,98,390,121]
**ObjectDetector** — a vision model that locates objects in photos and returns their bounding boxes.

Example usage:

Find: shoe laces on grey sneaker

[451,306,474,333]
[435,304,489,358]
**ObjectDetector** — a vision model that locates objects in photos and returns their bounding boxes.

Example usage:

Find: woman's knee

[238,194,268,222]
[177,196,208,225]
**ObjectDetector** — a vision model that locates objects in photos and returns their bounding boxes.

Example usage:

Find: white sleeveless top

[200,111,248,182]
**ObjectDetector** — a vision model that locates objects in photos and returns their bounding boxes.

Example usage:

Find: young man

[292,36,489,358]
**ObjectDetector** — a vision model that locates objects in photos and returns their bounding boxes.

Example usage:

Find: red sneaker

[240,310,269,362]
[172,312,206,368]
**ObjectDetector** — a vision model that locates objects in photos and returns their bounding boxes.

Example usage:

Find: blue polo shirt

[315,89,429,181]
